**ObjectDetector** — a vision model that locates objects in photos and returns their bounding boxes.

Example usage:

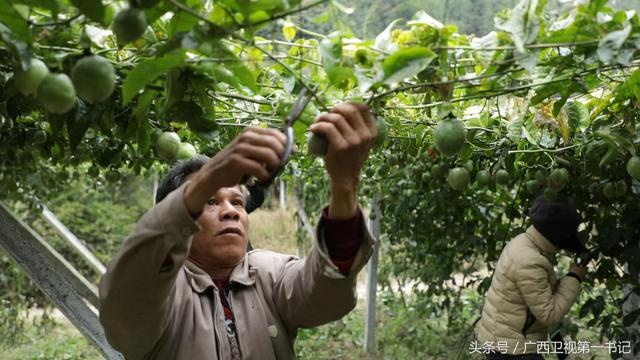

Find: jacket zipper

[213,287,225,359]
[228,287,243,356]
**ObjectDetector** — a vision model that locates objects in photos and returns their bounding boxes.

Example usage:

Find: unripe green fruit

[535,170,546,186]
[495,169,510,186]
[627,156,640,180]
[155,131,181,161]
[112,8,147,44]
[463,160,474,172]
[374,117,388,148]
[309,117,388,156]
[365,167,375,177]
[434,117,466,157]
[106,169,120,183]
[447,167,470,191]
[307,133,328,157]
[614,180,627,197]
[543,188,557,201]
[72,55,116,103]
[14,58,49,96]
[549,168,569,186]
[431,163,444,177]
[476,170,491,187]
[177,142,197,160]
[421,171,432,182]
[526,180,540,194]
[603,182,617,199]
[37,73,77,114]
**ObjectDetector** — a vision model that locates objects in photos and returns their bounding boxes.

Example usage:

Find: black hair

[155,155,210,204]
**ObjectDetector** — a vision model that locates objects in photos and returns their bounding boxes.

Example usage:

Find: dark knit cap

[529,195,586,254]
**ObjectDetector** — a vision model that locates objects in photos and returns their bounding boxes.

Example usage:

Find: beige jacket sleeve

[98,183,199,359]
[272,210,374,331]
[515,258,582,327]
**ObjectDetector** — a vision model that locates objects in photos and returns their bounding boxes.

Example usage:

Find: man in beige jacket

[475,195,589,359]
[99,102,378,359]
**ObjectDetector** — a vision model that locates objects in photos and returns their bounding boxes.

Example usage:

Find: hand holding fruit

[308,103,377,189]
[569,263,588,282]
[184,127,286,216]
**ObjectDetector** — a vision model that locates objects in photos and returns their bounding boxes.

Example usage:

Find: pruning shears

[244,86,317,213]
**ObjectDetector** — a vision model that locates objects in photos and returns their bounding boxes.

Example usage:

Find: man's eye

[232,199,244,206]
[207,199,217,206]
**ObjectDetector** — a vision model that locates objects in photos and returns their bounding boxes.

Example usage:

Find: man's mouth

[217,227,243,236]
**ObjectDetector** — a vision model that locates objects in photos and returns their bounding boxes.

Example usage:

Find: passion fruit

[177,142,197,160]
[112,8,147,44]
[37,73,77,114]
[476,170,491,187]
[434,117,466,157]
[155,131,181,161]
[72,55,116,103]
[495,169,510,186]
[447,167,470,191]
[627,156,640,180]
[307,133,328,157]
[14,58,49,96]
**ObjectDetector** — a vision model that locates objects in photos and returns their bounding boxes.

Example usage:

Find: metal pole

[279,179,286,209]
[152,175,159,204]
[42,206,106,275]
[364,193,381,355]
[0,202,122,360]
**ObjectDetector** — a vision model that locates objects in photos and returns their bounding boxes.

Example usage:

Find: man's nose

[219,201,240,221]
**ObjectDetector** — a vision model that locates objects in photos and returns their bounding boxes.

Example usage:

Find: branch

[238,0,329,29]
[508,145,578,155]
[30,13,83,27]
[434,40,599,52]
[255,39,315,49]
[166,0,327,111]
[381,62,640,110]
[215,92,272,105]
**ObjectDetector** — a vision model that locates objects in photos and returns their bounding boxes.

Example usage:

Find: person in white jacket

[475,195,589,359]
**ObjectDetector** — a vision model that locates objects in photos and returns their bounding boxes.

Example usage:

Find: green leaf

[495,0,540,53]
[565,101,590,133]
[68,103,102,151]
[318,36,342,68]
[134,90,156,120]
[12,0,58,15]
[168,11,199,37]
[282,21,296,41]
[382,47,436,85]
[0,0,31,44]
[144,2,172,24]
[597,25,631,64]
[326,66,355,88]
[122,51,185,105]
[137,118,151,155]
[70,0,105,24]
[199,64,242,92]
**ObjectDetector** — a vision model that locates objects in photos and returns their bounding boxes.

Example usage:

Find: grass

[247,200,298,255]
[0,313,100,360]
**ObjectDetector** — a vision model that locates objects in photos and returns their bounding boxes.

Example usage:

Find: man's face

[189,186,249,271]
